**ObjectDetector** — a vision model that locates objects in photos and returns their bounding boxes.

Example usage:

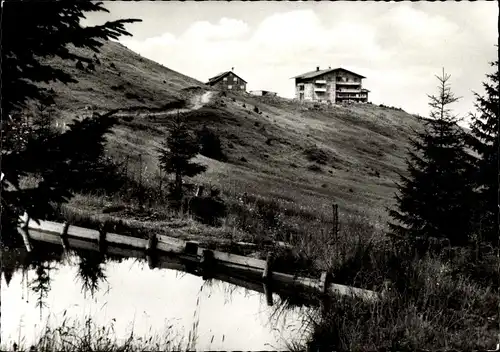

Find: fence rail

[18,216,382,304]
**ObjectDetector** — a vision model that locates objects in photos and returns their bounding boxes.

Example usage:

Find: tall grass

[285,215,499,351]
[3,315,198,352]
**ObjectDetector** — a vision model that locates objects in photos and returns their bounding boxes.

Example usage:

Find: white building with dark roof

[292,67,369,104]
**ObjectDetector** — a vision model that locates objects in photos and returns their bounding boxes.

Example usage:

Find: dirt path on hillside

[116,91,214,119]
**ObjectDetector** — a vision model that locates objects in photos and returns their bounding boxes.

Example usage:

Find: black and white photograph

[1,1,499,351]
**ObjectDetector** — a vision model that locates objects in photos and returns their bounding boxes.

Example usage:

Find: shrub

[110,84,125,91]
[304,146,329,165]
[124,92,143,102]
[307,164,322,172]
[253,106,259,113]
[196,126,226,161]
[184,188,227,226]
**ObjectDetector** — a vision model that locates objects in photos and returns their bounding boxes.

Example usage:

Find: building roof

[292,67,366,80]
[250,90,277,94]
[207,71,248,85]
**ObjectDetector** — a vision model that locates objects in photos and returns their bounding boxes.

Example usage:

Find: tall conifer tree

[389,69,475,247]
[157,115,207,204]
[467,61,499,246]
[1,1,140,233]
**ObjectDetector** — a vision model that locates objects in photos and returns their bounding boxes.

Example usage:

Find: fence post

[60,222,70,250]
[201,249,215,279]
[185,241,199,256]
[138,153,143,209]
[262,251,274,306]
[146,233,157,253]
[262,251,273,281]
[98,227,107,253]
[319,271,332,295]
[263,282,273,306]
[158,168,163,200]
[332,203,339,257]
[146,233,158,271]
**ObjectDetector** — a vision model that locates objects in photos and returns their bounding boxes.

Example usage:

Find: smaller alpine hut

[206,68,247,92]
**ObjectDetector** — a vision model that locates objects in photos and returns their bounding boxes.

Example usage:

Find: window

[240,85,244,89]
[234,77,238,82]
[299,85,304,91]
[223,77,228,81]
[228,85,232,89]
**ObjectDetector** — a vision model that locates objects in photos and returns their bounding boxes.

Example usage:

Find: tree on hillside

[389,69,476,248]
[157,114,207,205]
[467,61,499,247]
[1,1,140,235]
[2,1,140,116]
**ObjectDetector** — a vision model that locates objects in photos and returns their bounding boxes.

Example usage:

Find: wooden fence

[17,215,382,305]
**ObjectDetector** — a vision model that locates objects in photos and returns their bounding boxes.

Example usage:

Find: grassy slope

[41,40,425,225]
[40,40,204,114]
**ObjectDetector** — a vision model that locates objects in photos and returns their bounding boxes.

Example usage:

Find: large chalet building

[292,67,369,104]
[206,69,247,92]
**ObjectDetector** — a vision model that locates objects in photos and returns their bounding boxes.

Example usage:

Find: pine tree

[1,1,140,235]
[389,69,475,247]
[2,1,140,116]
[157,115,207,204]
[467,61,499,246]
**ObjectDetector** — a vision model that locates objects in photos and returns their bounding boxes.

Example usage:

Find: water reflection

[1,239,314,350]
[74,250,107,298]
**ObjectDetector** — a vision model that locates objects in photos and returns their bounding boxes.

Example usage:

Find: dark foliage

[2,112,119,225]
[184,190,227,226]
[389,70,476,247]
[2,1,140,115]
[1,2,139,237]
[196,125,227,161]
[304,146,329,165]
[157,115,207,203]
[308,164,323,172]
[467,61,499,246]
[75,250,107,298]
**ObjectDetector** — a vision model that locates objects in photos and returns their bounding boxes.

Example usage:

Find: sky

[83,2,498,121]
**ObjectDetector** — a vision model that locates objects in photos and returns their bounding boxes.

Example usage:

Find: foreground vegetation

[3,214,498,351]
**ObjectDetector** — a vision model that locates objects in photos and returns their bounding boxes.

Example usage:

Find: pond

[1,239,315,351]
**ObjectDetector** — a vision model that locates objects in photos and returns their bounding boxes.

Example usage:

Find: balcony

[315,80,327,84]
[336,89,362,93]
[337,93,364,98]
[336,81,361,85]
